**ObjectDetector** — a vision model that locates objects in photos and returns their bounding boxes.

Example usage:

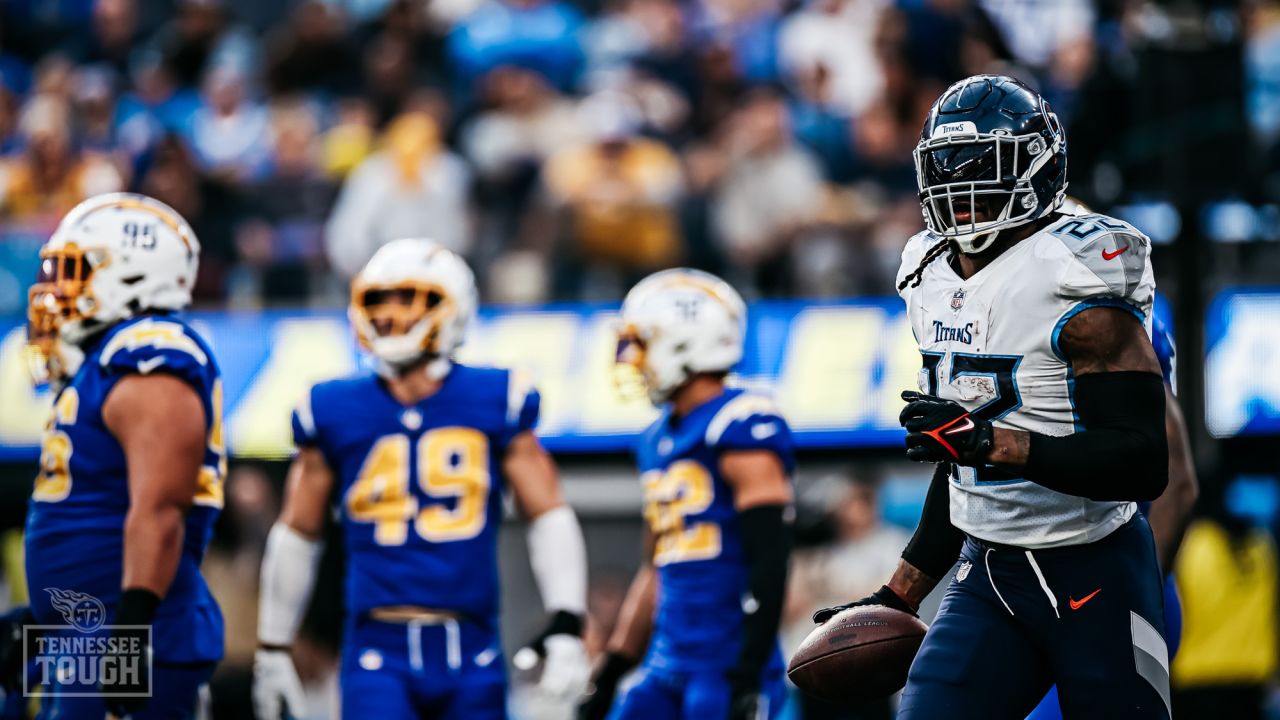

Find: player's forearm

[990,372,1168,501]
[1147,393,1198,572]
[897,463,963,602]
[527,505,588,617]
[607,564,656,660]
[733,505,791,684]
[258,523,324,648]
[121,504,185,597]
[887,560,940,610]
[1146,478,1195,573]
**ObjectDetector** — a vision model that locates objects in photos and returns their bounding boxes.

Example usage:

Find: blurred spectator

[0,85,21,155]
[533,91,684,298]
[707,86,824,294]
[629,0,701,105]
[1248,3,1280,156]
[778,0,886,119]
[362,31,420,125]
[65,0,142,81]
[188,65,273,182]
[71,66,118,152]
[325,111,472,278]
[134,134,244,299]
[448,0,586,102]
[156,0,255,89]
[113,52,202,158]
[264,1,360,98]
[1172,488,1279,720]
[688,0,784,85]
[320,98,377,178]
[235,104,339,301]
[786,65,857,182]
[463,67,582,253]
[783,472,909,720]
[977,0,1092,70]
[976,0,1093,102]
[463,69,583,184]
[0,94,123,223]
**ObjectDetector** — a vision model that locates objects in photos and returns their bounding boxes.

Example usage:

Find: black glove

[812,585,918,625]
[518,610,583,659]
[727,678,762,720]
[899,391,993,465]
[577,652,636,720]
[102,589,159,717]
[0,607,32,693]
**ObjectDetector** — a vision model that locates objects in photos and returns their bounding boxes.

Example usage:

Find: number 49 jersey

[292,364,538,629]
[898,210,1157,549]
[25,314,226,664]
[635,388,796,672]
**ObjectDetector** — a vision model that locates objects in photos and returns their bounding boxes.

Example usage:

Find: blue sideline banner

[1205,288,1280,438]
[0,300,920,459]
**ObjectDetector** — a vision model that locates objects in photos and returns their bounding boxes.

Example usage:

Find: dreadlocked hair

[897,238,957,292]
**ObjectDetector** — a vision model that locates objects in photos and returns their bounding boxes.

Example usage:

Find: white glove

[253,649,305,720]
[537,634,591,702]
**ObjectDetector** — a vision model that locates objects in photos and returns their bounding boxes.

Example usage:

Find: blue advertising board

[1204,288,1280,437]
[0,300,921,459]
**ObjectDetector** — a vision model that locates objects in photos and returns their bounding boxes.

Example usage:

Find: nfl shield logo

[950,289,966,312]
[956,561,972,582]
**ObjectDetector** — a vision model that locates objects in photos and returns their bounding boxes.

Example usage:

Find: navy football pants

[37,662,214,720]
[898,516,1170,720]
[341,617,506,719]
[612,663,787,720]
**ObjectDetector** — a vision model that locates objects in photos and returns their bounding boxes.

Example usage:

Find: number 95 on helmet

[614,269,747,405]
[26,192,200,382]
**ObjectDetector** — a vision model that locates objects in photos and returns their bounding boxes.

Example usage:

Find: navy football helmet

[914,75,1068,253]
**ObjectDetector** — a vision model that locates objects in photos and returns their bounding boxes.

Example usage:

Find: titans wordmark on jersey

[25,314,226,664]
[291,364,538,628]
[897,209,1157,549]
[635,388,795,672]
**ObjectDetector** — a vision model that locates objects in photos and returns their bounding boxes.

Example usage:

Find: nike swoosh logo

[136,357,167,374]
[1102,246,1129,261]
[1069,588,1102,610]
[943,417,974,435]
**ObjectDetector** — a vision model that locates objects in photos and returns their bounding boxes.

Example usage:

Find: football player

[813,75,1172,718]
[1027,313,1197,719]
[252,238,590,719]
[577,269,794,720]
[21,193,226,718]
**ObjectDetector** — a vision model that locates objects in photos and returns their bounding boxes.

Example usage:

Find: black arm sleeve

[1021,371,1167,501]
[901,463,965,580]
[731,504,791,687]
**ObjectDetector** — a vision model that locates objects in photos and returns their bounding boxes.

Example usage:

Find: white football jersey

[897,209,1156,548]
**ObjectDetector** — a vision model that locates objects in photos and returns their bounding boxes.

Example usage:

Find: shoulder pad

[99,317,210,377]
[1046,214,1152,302]
[505,367,540,433]
[292,385,320,446]
[896,230,944,299]
[705,393,785,446]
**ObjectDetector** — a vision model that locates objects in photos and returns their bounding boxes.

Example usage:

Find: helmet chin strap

[375,353,452,382]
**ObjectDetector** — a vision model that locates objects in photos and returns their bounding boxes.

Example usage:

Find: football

[787,605,929,704]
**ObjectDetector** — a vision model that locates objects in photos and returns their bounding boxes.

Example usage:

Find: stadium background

[0,0,1278,717]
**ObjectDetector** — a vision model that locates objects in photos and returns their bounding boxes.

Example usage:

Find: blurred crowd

[1,0,1276,310]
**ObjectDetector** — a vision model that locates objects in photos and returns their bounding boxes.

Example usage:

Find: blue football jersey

[25,314,226,664]
[292,364,539,630]
[635,387,795,672]
[1151,314,1176,388]
[1137,316,1178,520]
